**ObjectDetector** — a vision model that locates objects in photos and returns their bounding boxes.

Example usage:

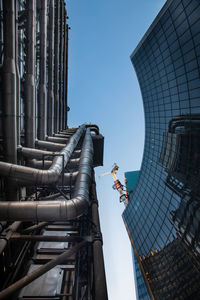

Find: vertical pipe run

[65,24,69,128]
[24,0,36,148]
[91,176,108,300]
[37,0,47,140]
[62,7,66,130]
[2,0,17,163]
[54,0,60,133]
[47,0,55,136]
[15,1,20,147]
[59,0,64,131]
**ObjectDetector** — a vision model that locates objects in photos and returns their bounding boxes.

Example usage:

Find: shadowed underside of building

[123,0,200,299]
[0,1,107,300]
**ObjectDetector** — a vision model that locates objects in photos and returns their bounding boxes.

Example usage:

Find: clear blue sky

[67,1,166,299]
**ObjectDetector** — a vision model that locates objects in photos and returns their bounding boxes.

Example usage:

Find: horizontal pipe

[22,222,49,233]
[86,124,99,135]
[0,240,88,300]
[0,125,85,185]
[46,136,69,144]
[18,147,59,160]
[0,128,93,221]
[36,140,65,151]
[11,233,83,242]
[54,133,72,138]
[28,158,80,169]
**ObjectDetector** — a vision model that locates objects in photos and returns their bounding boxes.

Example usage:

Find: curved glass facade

[123,0,200,298]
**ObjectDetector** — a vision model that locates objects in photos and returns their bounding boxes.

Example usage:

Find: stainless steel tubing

[59,0,64,131]
[65,24,69,128]
[36,140,65,151]
[86,124,99,135]
[0,128,93,221]
[91,178,108,300]
[18,147,58,160]
[0,221,21,255]
[46,136,69,144]
[61,171,78,185]
[15,1,20,147]
[54,133,71,138]
[28,159,52,169]
[54,0,60,133]
[24,0,36,147]
[37,0,47,140]
[29,158,80,169]
[2,0,17,163]
[47,0,55,136]
[0,125,85,186]
[0,240,88,300]
[62,8,67,130]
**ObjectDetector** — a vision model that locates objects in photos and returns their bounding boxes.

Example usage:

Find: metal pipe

[0,125,85,186]
[0,128,93,221]
[65,24,69,128]
[24,0,36,148]
[0,240,88,300]
[91,176,108,300]
[2,0,17,163]
[18,147,58,160]
[47,136,69,144]
[47,0,55,136]
[36,140,65,151]
[11,233,83,242]
[59,0,64,131]
[54,0,60,133]
[86,124,99,135]
[15,1,20,147]
[22,222,48,233]
[37,0,47,140]
[62,8,67,130]
[28,159,53,169]
[0,221,21,255]
[54,133,72,138]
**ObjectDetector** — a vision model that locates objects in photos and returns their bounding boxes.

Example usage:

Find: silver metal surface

[0,125,85,185]
[37,0,47,140]
[19,264,64,297]
[24,0,36,147]
[0,128,93,221]
[37,230,68,249]
[47,0,55,136]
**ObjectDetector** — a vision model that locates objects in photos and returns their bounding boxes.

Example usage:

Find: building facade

[0,1,107,299]
[125,171,150,300]
[123,0,200,299]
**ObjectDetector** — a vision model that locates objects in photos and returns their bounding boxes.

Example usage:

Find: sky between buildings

[67,0,166,299]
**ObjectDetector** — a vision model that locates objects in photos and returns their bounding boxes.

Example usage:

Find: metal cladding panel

[19,265,64,297]
[37,230,69,249]
[92,134,104,167]
[123,0,200,298]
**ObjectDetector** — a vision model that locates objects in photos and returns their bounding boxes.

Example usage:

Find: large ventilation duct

[0,125,85,185]
[59,0,64,131]
[0,128,93,221]
[54,0,60,133]
[47,0,55,136]
[37,0,47,140]
[2,0,17,163]
[24,0,36,148]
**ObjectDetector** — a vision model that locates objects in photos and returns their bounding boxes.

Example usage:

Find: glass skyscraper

[125,171,150,300]
[123,0,200,299]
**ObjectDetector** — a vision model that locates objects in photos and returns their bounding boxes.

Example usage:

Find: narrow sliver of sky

[67,1,166,299]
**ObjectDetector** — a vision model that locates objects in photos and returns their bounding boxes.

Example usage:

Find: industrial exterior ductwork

[0,1,107,299]
[0,125,85,185]
[0,128,93,221]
